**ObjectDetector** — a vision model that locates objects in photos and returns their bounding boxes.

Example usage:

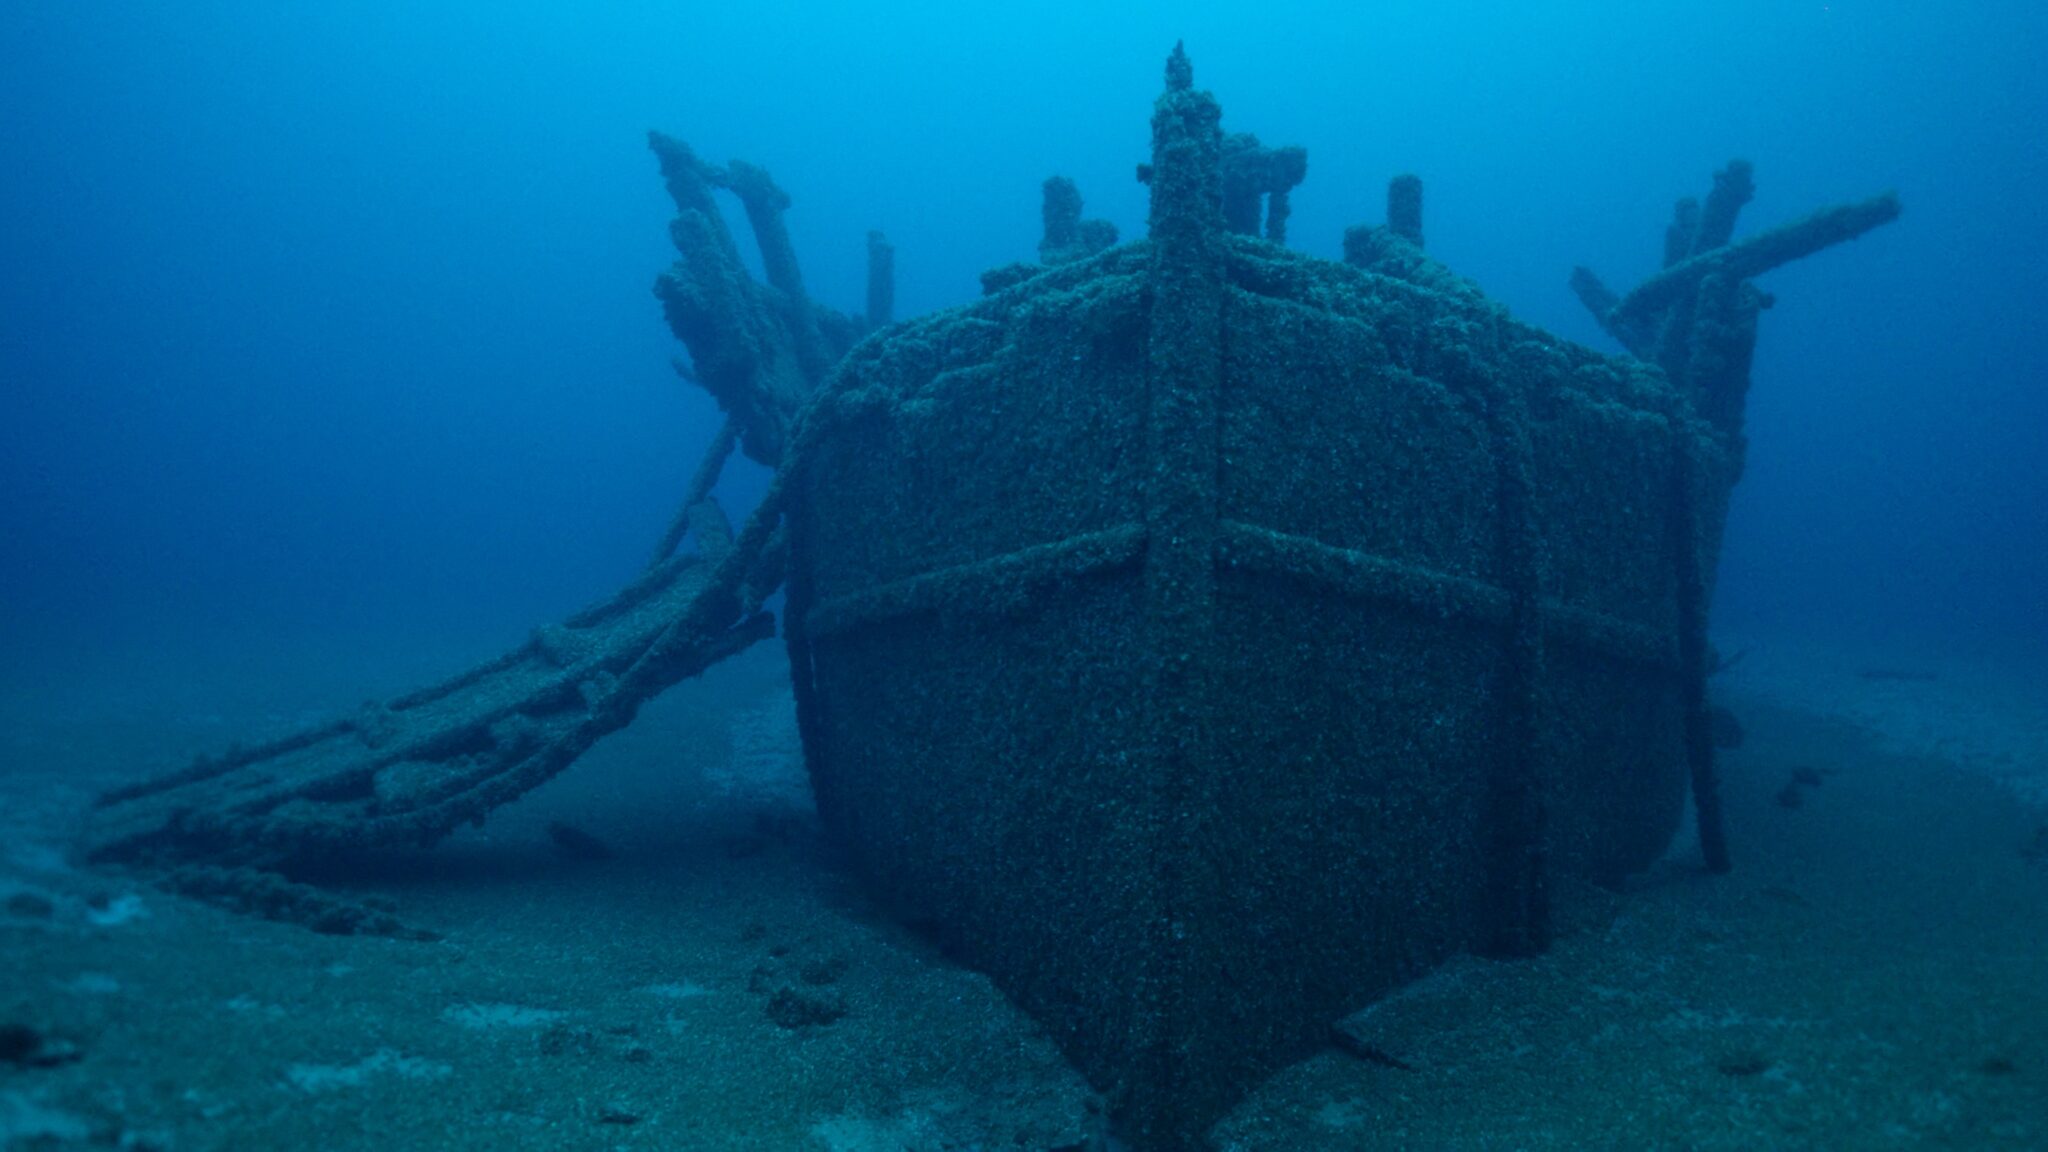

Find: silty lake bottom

[2,628,2044,1149]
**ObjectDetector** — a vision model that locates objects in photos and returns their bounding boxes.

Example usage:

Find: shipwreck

[80,47,1900,1149]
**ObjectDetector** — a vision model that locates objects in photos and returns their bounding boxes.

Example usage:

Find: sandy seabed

[3,634,2044,1150]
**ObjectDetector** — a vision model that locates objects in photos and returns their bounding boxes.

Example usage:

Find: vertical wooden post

[1133,41,1227,1150]
[864,230,894,330]
[1388,173,1425,248]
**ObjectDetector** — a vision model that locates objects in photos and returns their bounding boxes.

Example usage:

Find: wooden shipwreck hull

[77,42,1897,1152]
[786,53,1738,1146]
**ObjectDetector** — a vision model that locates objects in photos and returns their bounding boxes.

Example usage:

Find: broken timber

[1572,162,1900,444]
[81,137,890,878]
[82,540,775,869]
[1570,163,1900,874]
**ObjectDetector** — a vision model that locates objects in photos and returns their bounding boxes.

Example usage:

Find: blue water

[4,1,2041,669]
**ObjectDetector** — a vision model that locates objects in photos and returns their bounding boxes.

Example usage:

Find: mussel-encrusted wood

[786,51,1732,1147]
